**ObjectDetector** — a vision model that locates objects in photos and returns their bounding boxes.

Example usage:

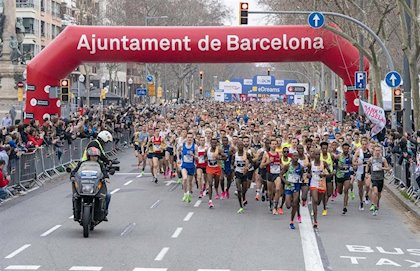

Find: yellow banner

[157,86,163,98]
[17,87,23,102]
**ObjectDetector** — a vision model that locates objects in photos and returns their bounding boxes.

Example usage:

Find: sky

[221,0,266,26]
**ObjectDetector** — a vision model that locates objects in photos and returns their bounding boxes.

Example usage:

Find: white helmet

[97,130,113,142]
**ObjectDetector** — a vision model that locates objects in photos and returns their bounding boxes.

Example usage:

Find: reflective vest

[82,140,105,161]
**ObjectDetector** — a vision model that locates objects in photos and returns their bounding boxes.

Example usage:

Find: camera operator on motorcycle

[82,130,115,165]
[71,147,111,221]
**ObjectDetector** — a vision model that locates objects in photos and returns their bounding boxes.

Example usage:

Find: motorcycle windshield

[77,161,104,180]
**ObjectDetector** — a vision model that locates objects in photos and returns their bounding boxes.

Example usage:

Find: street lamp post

[78,74,85,109]
[145,15,168,104]
[128,77,133,105]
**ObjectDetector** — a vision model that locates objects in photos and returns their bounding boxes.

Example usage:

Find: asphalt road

[0,149,419,271]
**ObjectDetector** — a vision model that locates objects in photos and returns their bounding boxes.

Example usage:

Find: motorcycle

[67,161,119,238]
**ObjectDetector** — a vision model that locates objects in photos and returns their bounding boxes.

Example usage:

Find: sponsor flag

[360,100,386,137]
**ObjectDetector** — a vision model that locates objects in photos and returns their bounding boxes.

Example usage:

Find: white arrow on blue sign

[354,71,367,90]
[146,74,154,82]
[308,12,325,29]
[136,88,147,96]
[385,71,402,88]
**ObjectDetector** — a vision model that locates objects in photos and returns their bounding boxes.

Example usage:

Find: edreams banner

[220,75,297,96]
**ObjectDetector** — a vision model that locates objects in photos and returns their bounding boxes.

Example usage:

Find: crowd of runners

[131,102,397,229]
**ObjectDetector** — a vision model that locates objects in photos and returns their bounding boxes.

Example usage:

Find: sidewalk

[384,179,420,221]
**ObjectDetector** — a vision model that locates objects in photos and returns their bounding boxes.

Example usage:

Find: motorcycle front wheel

[82,205,91,238]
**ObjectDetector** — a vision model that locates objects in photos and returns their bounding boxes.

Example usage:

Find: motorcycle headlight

[81,183,94,194]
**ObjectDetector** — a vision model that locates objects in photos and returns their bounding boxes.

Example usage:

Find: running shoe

[182,194,187,202]
[372,210,378,216]
[369,204,376,212]
[243,200,248,206]
[261,194,266,202]
[302,200,307,207]
[255,193,260,201]
[171,172,176,178]
[187,193,193,203]
[226,190,230,199]
[313,221,318,229]
[215,193,220,200]
[359,202,364,211]
[199,191,203,199]
[234,191,238,196]
[221,191,226,200]
[139,171,144,177]
[154,177,158,184]
[322,209,328,216]
[289,223,296,230]
[350,191,356,200]
[364,195,370,205]
[272,208,278,215]
[342,207,347,215]
[278,207,284,215]
[177,178,182,184]
[297,215,302,223]
[237,207,244,214]
[208,200,214,208]
[269,201,273,212]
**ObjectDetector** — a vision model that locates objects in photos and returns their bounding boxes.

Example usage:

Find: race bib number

[198,156,205,164]
[372,162,382,171]
[288,174,300,183]
[270,164,280,174]
[183,154,193,163]
[153,144,160,152]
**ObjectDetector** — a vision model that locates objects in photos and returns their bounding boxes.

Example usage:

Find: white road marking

[40,225,61,237]
[154,247,169,261]
[133,268,167,271]
[120,223,136,236]
[69,215,74,219]
[183,212,194,221]
[124,180,133,186]
[171,227,183,238]
[150,200,161,209]
[5,244,31,259]
[136,173,152,177]
[164,180,176,186]
[197,269,230,271]
[116,173,141,175]
[69,267,103,271]
[299,206,325,271]
[110,188,120,194]
[194,200,202,207]
[5,266,40,270]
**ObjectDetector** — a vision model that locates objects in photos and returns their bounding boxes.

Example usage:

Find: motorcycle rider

[81,130,113,164]
[71,147,111,221]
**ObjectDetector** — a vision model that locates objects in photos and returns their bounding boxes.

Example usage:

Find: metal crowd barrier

[2,136,123,200]
[390,153,419,205]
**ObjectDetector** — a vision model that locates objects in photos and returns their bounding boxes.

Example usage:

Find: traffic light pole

[248,10,395,71]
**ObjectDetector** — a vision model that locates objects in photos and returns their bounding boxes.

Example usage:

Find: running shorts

[336,176,350,183]
[247,170,255,181]
[235,172,248,183]
[267,173,280,182]
[207,166,222,176]
[371,179,384,193]
[166,147,174,156]
[196,166,206,174]
[182,166,196,176]
[285,183,301,195]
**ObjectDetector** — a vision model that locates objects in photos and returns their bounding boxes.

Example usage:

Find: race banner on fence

[360,100,386,137]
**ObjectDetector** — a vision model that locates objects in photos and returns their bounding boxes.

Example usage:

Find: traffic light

[392,88,403,111]
[60,79,70,102]
[267,68,271,76]
[239,2,249,25]
[199,71,203,80]
[199,86,203,95]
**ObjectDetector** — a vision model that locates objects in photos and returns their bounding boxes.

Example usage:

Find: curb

[383,180,420,222]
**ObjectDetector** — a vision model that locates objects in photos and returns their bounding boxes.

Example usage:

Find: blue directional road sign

[136,88,147,96]
[385,71,402,88]
[146,74,154,83]
[355,71,367,90]
[308,12,325,29]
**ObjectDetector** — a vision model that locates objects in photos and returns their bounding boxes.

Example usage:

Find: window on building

[22,44,35,60]
[51,1,60,18]
[22,18,35,34]
[16,0,35,8]
[40,0,45,11]
[41,21,45,37]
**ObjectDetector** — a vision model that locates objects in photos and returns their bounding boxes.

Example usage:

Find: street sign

[308,12,325,29]
[355,71,367,90]
[136,88,147,96]
[385,71,402,88]
[146,74,154,83]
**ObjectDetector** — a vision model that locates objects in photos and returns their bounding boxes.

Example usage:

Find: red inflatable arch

[25,25,368,122]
